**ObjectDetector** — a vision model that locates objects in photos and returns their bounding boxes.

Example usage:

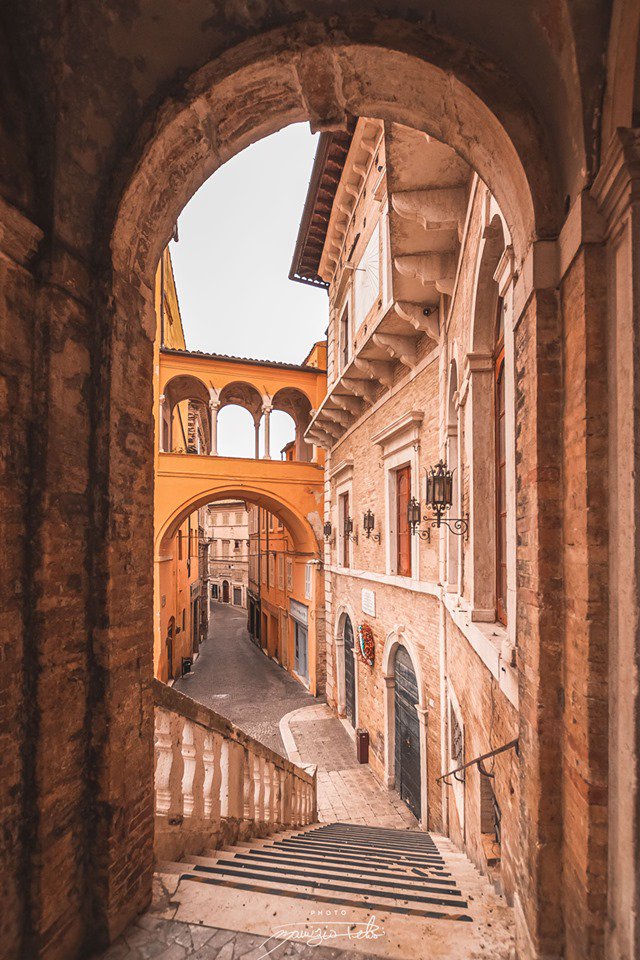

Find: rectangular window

[286,558,293,591]
[177,531,183,560]
[268,553,274,587]
[211,582,218,599]
[395,465,412,577]
[278,554,284,590]
[233,586,242,605]
[305,562,312,600]
[339,303,350,372]
[221,539,229,557]
[339,491,350,568]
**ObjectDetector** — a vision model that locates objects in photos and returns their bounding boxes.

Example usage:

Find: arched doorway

[394,646,421,820]
[221,580,230,603]
[344,616,356,728]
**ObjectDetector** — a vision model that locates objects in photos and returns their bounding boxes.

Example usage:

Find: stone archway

[90,29,565,959]
[333,604,359,724]
[381,627,428,829]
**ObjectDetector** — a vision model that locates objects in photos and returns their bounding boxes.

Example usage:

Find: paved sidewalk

[174,602,315,756]
[281,703,418,830]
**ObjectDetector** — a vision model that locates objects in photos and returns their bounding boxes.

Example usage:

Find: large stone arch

[91,26,567,960]
[111,37,558,288]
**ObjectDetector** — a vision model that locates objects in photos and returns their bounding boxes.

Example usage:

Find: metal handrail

[437,738,519,785]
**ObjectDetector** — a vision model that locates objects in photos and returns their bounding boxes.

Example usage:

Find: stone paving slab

[279,704,418,830]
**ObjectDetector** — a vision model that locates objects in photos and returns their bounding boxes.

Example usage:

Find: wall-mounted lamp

[344,515,358,544]
[408,497,432,542]
[363,509,381,542]
[323,521,333,541]
[408,460,469,541]
[425,460,468,537]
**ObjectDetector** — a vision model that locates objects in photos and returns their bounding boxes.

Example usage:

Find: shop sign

[289,598,309,626]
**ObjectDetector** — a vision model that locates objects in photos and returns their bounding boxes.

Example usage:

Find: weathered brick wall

[560,244,609,960]
[329,573,444,831]
[446,617,519,902]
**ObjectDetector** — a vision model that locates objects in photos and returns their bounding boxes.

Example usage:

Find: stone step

[156,822,515,959]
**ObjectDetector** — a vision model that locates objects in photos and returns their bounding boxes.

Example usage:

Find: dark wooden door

[396,466,411,577]
[394,646,421,819]
[344,616,356,727]
[222,580,230,602]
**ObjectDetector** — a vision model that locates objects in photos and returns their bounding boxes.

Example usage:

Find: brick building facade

[294,120,524,900]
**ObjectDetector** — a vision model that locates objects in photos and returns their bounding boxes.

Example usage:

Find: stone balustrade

[153,678,317,861]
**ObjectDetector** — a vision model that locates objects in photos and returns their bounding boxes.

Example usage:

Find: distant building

[247,504,315,688]
[202,500,249,607]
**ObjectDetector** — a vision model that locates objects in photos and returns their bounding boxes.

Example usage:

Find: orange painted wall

[153,249,201,680]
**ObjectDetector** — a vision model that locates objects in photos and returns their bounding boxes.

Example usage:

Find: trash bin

[356,728,369,764]
[181,656,193,676]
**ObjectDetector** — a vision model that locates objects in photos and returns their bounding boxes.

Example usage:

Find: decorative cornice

[373,410,424,453]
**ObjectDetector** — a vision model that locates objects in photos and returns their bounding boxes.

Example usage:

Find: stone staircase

[157,823,515,959]
[144,681,514,959]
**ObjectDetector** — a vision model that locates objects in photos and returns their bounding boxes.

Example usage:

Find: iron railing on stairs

[437,738,519,784]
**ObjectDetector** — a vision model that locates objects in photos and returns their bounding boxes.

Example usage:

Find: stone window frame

[373,412,424,579]
[461,198,518,657]
[330,459,355,570]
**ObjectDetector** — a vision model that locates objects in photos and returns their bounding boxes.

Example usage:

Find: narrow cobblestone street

[175,602,417,831]
[174,602,315,756]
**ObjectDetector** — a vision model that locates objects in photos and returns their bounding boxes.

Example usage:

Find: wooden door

[344,616,356,727]
[394,647,421,819]
[222,580,230,602]
[396,466,412,577]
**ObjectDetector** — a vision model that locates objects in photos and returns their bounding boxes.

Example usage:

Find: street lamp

[424,460,468,536]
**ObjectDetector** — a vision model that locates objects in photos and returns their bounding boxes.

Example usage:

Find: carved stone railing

[153,679,317,862]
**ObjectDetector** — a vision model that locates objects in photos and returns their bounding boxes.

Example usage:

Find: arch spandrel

[112,36,562,288]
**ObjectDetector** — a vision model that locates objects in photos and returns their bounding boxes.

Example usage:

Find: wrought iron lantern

[424,459,468,537]
[363,509,381,542]
[408,497,431,541]
[408,460,469,541]
[323,520,333,541]
[344,515,358,544]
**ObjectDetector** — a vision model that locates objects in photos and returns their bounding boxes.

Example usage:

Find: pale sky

[169,123,327,458]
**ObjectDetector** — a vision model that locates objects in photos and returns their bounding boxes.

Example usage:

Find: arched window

[494,300,507,625]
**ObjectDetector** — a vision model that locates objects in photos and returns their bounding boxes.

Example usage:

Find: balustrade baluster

[181,721,197,817]
[203,732,215,818]
[278,768,286,824]
[154,710,173,815]
[263,761,272,824]
[243,751,254,820]
[220,738,230,818]
[253,755,264,821]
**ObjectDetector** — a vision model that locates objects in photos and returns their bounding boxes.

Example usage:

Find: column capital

[262,404,273,414]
